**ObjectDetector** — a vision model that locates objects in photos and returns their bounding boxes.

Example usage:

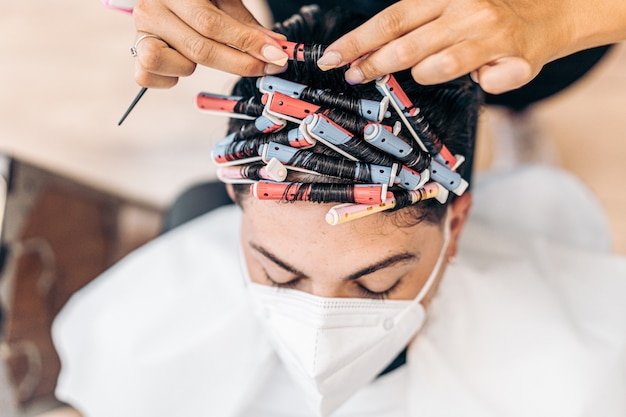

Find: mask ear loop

[414,208,452,304]
[238,241,251,286]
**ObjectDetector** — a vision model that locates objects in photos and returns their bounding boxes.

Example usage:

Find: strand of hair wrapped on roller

[199,40,469,225]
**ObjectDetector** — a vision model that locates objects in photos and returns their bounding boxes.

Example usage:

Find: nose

[306,280,352,298]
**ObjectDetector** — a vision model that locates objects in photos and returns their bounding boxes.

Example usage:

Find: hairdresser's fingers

[160,0,289,67]
[132,34,194,88]
[317,1,442,70]
[345,19,538,89]
[134,0,287,76]
[210,0,278,35]
[471,57,535,94]
[321,0,565,91]
[410,44,489,86]
[134,68,179,88]
[211,0,263,26]
[343,13,498,85]
[208,0,288,43]
[405,39,500,85]
[205,0,287,41]
[135,36,196,75]
[342,20,460,84]
[412,53,533,96]
[136,9,286,77]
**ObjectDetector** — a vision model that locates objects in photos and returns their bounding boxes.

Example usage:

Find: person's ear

[446,192,472,262]
[226,184,236,203]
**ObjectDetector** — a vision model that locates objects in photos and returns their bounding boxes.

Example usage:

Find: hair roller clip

[260,143,321,177]
[302,114,359,161]
[257,76,307,97]
[392,121,402,136]
[195,92,258,120]
[262,141,396,185]
[257,76,390,122]
[251,180,286,200]
[363,123,413,158]
[375,77,461,172]
[216,165,283,183]
[260,142,319,173]
[411,114,460,170]
[352,184,388,204]
[408,182,449,204]
[368,163,397,187]
[278,40,306,61]
[324,182,446,225]
[432,146,459,169]
[375,77,429,155]
[214,128,314,165]
[252,181,387,204]
[263,92,320,123]
[263,157,288,181]
[430,160,469,196]
[363,123,431,171]
[325,201,395,226]
[253,181,313,201]
[285,127,316,148]
[450,154,466,171]
[211,133,263,166]
[394,165,429,191]
[217,166,256,184]
[261,141,298,164]
[253,111,287,134]
[375,75,419,117]
[359,96,391,123]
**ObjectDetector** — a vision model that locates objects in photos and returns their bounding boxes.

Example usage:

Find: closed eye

[262,269,302,290]
[354,279,401,300]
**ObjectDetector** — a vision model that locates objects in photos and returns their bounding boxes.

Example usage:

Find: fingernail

[262,45,289,66]
[345,67,365,85]
[469,70,479,84]
[317,50,342,71]
[264,62,288,75]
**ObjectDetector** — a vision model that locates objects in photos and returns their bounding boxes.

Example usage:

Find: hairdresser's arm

[131,0,289,88]
[317,0,626,94]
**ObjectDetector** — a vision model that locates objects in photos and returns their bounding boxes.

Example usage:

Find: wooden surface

[3,163,122,407]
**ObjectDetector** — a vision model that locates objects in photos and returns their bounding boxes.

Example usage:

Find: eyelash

[263,271,301,290]
[263,270,399,300]
[355,282,398,300]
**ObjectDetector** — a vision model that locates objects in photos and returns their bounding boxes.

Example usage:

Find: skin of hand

[132,0,289,88]
[316,0,626,94]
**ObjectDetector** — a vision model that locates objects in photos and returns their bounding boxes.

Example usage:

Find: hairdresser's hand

[132,0,289,88]
[317,0,624,94]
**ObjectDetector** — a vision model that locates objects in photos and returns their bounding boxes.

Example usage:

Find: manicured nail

[344,67,365,85]
[317,51,342,71]
[262,45,289,66]
[264,62,288,75]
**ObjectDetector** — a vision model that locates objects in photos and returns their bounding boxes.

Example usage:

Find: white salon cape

[52,165,626,417]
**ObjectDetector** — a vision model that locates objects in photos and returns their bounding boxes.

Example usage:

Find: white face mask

[245,216,451,417]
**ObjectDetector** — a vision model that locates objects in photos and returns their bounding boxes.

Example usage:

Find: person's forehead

[241,198,435,246]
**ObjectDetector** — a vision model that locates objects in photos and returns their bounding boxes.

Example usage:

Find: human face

[239,194,471,302]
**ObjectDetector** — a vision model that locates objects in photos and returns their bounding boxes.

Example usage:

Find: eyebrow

[249,242,419,281]
[250,242,308,276]
[343,252,418,281]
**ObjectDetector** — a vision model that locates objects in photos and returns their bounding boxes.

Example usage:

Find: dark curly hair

[224,5,482,226]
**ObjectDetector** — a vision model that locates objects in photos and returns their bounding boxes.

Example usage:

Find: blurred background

[0,0,624,415]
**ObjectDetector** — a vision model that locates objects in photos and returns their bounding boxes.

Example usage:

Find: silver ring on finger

[130,34,163,57]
